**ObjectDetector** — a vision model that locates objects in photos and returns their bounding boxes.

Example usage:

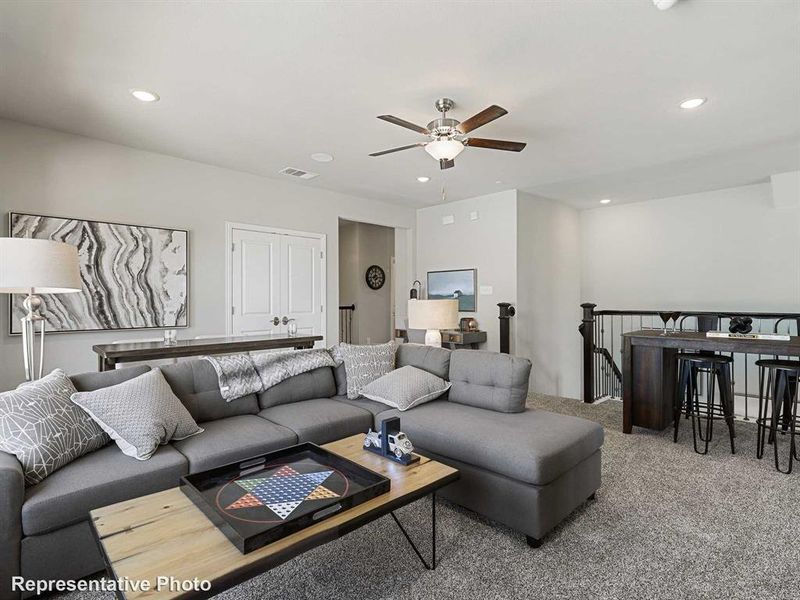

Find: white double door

[229,226,324,344]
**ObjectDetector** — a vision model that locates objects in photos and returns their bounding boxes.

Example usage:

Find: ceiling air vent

[278,167,319,180]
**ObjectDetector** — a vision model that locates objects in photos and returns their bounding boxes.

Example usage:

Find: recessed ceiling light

[495,180,502,184]
[679,98,706,109]
[600,199,611,204]
[417,176,430,183]
[311,153,334,163]
[130,89,160,102]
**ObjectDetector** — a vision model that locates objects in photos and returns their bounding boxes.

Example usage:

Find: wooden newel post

[580,303,596,404]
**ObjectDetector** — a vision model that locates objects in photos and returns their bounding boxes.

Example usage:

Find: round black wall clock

[365,265,386,290]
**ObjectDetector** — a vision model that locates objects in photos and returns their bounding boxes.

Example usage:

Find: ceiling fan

[369,98,526,170]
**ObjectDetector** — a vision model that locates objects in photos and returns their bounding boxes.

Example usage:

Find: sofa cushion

[22,444,187,536]
[258,367,337,409]
[160,360,260,422]
[333,362,348,397]
[259,399,372,444]
[396,344,451,380]
[448,350,531,413]
[328,344,348,396]
[333,395,391,417]
[377,402,604,486]
[172,415,297,473]
[70,365,151,392]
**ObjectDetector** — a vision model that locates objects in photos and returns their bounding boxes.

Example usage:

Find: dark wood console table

[440,330,487,350]
[393,329,487,349]
[93,334,323,371]
[621,330,800,434]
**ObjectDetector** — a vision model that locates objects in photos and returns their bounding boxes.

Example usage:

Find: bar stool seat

[756,359,800,474]
[674,352,736,455]
[675,353,733,365]
[755,359,800,370]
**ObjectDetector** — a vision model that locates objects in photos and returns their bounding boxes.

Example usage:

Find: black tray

[180,442,390,554]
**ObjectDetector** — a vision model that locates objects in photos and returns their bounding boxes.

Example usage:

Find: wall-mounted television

[427,269,477,312]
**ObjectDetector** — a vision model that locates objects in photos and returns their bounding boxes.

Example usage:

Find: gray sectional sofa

[0,344,603,599]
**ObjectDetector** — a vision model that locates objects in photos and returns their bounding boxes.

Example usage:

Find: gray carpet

[58,396,799,600]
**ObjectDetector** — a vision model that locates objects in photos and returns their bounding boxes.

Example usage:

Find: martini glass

[658,311,672,336]
[670,311,682,334]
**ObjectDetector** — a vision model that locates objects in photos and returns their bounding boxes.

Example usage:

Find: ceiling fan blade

[464,137,526,152]
[377,115,430,134]
[369,143,424,157]
[439,158,455,170]
[456,105,508,134]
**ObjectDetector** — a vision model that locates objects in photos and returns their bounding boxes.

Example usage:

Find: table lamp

[0,238,82,380]
[408,299,459,347]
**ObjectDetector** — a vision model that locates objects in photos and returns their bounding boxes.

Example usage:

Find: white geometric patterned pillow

[328,343,344,365]
[0,369,109,486]
[71,368,203,460]
[339,341,396,400]
[361,366,451,411]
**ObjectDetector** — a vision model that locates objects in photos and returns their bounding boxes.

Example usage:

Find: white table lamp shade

[0,238,82,294]
[408,299,459,330]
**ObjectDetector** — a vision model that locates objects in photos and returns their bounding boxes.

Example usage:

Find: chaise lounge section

[0,344,603,599]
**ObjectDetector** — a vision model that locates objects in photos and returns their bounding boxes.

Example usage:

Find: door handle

[281,316,289,325]
[272,317,280,326]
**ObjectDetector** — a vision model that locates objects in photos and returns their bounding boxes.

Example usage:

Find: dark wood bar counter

[621,330,800,433]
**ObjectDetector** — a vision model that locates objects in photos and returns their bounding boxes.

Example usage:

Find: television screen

[427,269,477,312]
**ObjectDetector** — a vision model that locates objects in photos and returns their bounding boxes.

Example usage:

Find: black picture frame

[7,211,189,335]
[426,268,478,312]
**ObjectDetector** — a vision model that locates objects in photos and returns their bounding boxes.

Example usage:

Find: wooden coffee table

[90,434,459,600]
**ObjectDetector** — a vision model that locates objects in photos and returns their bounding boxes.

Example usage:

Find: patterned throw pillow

[250,349,336,390]
[339,341,396,400]
[361,365,451,411]
[0,369,109,486]
[71,368,203,460]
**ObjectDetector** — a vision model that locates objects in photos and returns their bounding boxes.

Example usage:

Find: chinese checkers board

[180,443,391,553]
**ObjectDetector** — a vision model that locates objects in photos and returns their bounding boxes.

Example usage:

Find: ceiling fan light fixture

[424,139,464,161]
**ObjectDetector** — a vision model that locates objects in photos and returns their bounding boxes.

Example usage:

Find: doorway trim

[224,221,327,344]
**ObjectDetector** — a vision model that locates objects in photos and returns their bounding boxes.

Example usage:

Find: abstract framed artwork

[8,212,188,334]
[427,268,477,312]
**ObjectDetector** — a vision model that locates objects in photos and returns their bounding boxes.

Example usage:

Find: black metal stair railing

[339,304,355,343]
[580,303,800,417]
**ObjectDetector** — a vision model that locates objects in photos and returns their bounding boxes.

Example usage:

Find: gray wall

[338,220,394,344]
[0,119,415,389]
[580,182,800,312]
[416,190,518,353]
[517,192,582,399]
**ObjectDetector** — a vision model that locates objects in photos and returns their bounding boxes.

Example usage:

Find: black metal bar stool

[674,353,736,455]
[756,359,800,474]
[677,314,728,422]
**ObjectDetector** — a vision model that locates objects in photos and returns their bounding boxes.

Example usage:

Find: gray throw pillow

[0,369,109,486]
[361,365,451,411]
[71,368,203,460]
[339,341,396,400]
[250,349,336,390]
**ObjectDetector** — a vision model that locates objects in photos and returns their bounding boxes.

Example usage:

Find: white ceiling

[1,0,798,209]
